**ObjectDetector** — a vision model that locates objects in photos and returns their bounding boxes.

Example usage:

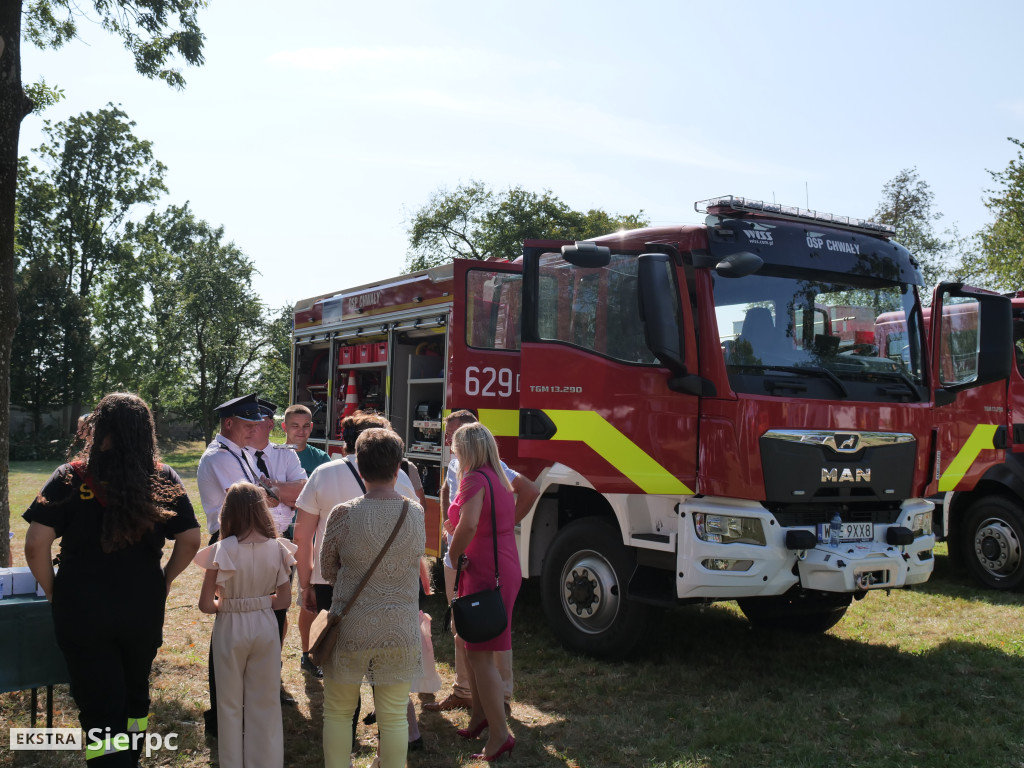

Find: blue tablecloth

[0,595,70,692]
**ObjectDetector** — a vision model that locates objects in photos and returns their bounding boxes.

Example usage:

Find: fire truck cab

[290,196,1013,657]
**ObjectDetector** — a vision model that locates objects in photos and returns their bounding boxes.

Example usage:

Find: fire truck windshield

[715,270,925,400]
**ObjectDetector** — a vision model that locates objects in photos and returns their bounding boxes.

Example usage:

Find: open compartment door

[448,258,541,479]
[927,283,1013,495]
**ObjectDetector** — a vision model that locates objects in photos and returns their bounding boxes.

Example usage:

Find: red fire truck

[876,292,1024,589]
[290,196,1012,656]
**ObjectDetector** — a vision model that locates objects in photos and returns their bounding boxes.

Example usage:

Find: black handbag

[446,471,508,643]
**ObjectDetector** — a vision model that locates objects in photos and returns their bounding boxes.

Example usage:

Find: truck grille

[770,504,903,528]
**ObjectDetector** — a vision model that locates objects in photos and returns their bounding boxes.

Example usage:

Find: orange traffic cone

[339,372,359,420]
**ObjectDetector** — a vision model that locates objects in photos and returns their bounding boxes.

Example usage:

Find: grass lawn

[4,443,1024,767]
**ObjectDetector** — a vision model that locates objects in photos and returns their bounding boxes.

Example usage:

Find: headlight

[910,510,932,537]
[693,513,766,545]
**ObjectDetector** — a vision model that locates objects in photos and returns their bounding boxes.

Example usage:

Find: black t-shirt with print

[24,462,199,631]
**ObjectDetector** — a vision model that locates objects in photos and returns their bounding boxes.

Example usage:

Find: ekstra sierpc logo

[9,727,178,756]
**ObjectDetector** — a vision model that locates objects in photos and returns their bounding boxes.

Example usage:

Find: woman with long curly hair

[24,392,201,767]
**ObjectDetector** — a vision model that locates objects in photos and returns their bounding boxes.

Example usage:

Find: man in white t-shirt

[424,410,539,716]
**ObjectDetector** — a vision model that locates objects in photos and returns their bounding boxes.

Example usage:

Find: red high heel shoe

[456,719,488,739]
[471,734,515,762]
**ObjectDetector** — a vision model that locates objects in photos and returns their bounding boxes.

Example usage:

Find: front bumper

[676,496,935,599]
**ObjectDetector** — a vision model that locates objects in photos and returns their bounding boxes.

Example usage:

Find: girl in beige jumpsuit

[196,482,297,768]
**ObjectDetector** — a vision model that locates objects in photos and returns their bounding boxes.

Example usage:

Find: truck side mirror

[715,251,763,278]
[637,253,685,375]
[561,242,611,268]
[638,254,717,396]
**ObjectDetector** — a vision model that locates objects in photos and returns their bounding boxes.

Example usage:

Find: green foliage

[15,106,168,422]
[24,0,207,89]
[13,107,281,446]
[250,304,295,412]
[91,258,156,398]
[23,78,65,113]
[135,204,273,443]
[12,159,87,429]
[37,104,167,299]
[405,180,649,271]
[874,167,952,286]
[970,137,1024,292]
[407,180,492,268]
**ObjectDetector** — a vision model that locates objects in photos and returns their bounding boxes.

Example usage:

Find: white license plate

[817,522,873,543]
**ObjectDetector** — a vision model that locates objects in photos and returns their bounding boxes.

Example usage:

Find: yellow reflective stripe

[938,423,999,492]
[127,715,149,732]
[478,408,519,438]
[542,409,693,495]
[86,738,128,760]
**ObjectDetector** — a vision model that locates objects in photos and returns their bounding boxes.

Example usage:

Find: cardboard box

[12,568,37,596]
[0,567,38,599]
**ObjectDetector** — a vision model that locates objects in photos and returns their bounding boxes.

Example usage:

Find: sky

[19,0,1024,312]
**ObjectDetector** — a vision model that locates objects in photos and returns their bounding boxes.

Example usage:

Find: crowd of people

[22,391,539,768]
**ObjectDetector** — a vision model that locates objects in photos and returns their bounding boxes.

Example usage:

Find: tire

[737,591,851,634]
[961,496,1024,590]
[541,519,649,659]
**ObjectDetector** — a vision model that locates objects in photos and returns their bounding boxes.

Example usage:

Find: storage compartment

[293,342,331,439]
[333,367,386,438]
[409,352,444,380]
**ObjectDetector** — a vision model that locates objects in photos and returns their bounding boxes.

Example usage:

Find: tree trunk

[0,3,35,566]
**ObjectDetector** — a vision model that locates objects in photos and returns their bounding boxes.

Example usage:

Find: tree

[0,1,205,566]
[873,168,951,287]
[11,158,79,433]
[138,204,271,444]
[406,180,649,270]
[250,305,295,412]
[39,105,167,420]
[970,137,1024,292]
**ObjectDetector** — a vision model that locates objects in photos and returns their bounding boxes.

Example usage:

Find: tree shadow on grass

[498,583,1024,768]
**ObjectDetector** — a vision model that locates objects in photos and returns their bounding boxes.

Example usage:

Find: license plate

[817,522,873,543]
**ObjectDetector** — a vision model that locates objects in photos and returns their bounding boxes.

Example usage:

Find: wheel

[962,496,1024,590]
[737,590,851,634]
[541,519,649,658]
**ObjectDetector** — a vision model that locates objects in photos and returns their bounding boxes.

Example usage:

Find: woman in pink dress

[446,422,520,762]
